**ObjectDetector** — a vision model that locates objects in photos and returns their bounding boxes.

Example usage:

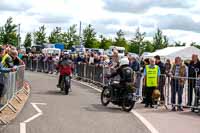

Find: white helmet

[119,57,129,67]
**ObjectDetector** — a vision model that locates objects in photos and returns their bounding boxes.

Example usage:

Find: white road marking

[20,123,26,133]
[131,110,159,133]
[30,103,46,113]
[73,79,159,133]
[20,103,46,133]
[23,113,42,123]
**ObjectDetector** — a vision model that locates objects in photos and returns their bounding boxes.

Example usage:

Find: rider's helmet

[152,89,161,100]
[119,57,129,67]
[63,52,70,59]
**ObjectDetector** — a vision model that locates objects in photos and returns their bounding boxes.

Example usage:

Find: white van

[42,48,61,57]
[109,46,125,57]
[91,48,104,55]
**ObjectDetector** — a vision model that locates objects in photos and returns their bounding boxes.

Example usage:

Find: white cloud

[0,0,200,44]
[0,0,32,12]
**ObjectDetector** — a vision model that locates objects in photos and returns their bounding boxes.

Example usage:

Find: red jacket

[59,65,73,76]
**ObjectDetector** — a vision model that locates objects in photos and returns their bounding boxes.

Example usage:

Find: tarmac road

[0,71,150,133]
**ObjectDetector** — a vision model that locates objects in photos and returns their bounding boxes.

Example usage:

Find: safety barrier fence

[75,63,200,111]
[22,57,200,111]
[22,56,57,74]
[0,65,28,124]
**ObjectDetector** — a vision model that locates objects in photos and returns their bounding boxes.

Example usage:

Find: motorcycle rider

[57,52,73,88]
[107,57,134,99]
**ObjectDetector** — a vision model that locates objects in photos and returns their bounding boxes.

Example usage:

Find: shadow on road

[82,104,127,114]
[33,90,64,96]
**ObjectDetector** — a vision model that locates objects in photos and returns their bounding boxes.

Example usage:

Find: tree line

[0,17,200,55]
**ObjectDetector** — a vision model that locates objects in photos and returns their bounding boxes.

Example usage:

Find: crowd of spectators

[0,44,25,107]
[22,48,200,111]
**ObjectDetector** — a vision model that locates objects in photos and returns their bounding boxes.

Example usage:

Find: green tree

[163,35,169,48]
[62,25,79,49]
[175,41,186,46]
[82,24,97,48]
[34,25,46,45]
[99,35,112,50]
[114,29,128,50]
[143,41,154,52]
[0,27,4,44]
[0,17,18,46]
[153,28,168,50]
[24,33,32,48]
[129,28,146,55]
[48,27,62,44]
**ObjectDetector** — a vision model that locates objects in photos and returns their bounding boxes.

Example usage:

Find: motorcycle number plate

[132,96,137,101]
[65,76,70,80]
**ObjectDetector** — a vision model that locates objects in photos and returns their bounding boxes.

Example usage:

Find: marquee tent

[144,46,200,61]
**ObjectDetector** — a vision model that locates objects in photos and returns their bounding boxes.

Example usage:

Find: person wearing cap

[0,46,13,68]
[187,54,200,106]
[171,57,187,111]
[129,55,140,72]
[129,55,140,96]
[154,55,165,102]
[144,58,160,108]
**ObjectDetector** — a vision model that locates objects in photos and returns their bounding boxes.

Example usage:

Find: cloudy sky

[1,0,200,44]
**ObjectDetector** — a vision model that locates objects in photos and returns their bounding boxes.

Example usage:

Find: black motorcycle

[60,75,71,95]
[101,79,136,112]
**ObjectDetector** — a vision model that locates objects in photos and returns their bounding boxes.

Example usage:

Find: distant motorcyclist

[107,57,134,98]
[57,52,73,88]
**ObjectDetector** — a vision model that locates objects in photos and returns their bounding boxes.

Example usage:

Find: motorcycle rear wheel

[122,98,135,112]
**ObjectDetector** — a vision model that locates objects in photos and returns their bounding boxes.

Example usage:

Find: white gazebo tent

[144,46,200,61]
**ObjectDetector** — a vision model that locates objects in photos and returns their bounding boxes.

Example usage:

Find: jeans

[171,79,184,106]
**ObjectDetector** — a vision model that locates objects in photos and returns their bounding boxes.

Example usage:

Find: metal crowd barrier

[0,65,25,112]
[75,63,200,110]
[164,76,200,109]
[76,63,105,85]
[23,55,57,73]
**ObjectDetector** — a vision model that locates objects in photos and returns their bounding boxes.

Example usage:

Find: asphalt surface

[0,71,150,133]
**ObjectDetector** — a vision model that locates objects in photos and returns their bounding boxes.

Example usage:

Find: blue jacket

[130,60,140,72]
[0,63,11,73]
[0,63,12,84]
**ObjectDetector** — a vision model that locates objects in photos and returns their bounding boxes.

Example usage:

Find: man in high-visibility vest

[0,46,16,107]
[1,46,13,68]
[144,58,160,108]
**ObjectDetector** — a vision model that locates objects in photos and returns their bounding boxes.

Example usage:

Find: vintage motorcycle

[101,78,137,112]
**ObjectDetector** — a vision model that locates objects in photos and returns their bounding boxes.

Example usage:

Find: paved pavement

[135,104,200,133]
[0,71,150,133]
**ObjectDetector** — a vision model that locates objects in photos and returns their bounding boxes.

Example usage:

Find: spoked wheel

[101,87,111,106]
[122,98,135,112]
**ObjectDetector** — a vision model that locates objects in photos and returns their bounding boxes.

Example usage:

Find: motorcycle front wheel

[101,87,111,106]
[64,82,70,95]
[122,98,135,112]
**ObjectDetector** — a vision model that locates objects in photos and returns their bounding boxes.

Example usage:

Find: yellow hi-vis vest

[1,54,10,68]
[146,65,159,87]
